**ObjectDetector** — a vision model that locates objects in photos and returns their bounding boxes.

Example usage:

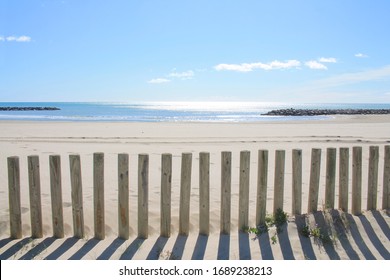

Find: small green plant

[310,226,322,238]
[263,209,288,229]
[300,225,311,237]
[274,208,288,227]
[300,223,332,245]
[242,226,259,235]
[242,224,268,235]
[243,209,288,235]
[242,209,288,245]
[271,234,278,245]
[300,224,321,238]
[265,215,274,226]
[273,208,288,233]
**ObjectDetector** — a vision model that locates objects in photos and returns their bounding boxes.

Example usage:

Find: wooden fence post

[69,154,84,239]
[308,148,321,213]
[325,148,337,209]
[292,149,302,215]
[179,153,192,236]
[94,153,105,240]
[239,151,250,230]
[50,155,64,238]
[221,151,231,234]
[138,154,149,239]
[256,150,268,226]
[8,156,22,239]
[199,152,210,236]
[28,155,43,238]
[273,150,285,215]
[352,147,362,215]
[118,153,129,240]
[339,148,349,212]
[161,153,172,238]
[367,146,379,210]
[382,145,390,209]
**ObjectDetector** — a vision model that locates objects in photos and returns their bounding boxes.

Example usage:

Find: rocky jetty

[0,107,60,111]
[262,108,390,116]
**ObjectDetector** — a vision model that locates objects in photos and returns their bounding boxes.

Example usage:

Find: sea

[1,102,390,122]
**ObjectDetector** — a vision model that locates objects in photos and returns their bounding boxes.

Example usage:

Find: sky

[1,0,390,103]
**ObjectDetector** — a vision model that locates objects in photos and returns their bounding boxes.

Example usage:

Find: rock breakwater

[263,108,390,116]
[0,107,60,111]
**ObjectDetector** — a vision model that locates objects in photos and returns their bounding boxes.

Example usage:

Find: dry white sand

[0,115,389,260]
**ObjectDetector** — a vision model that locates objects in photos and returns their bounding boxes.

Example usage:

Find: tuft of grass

[273,208,288,233]
[242,226,259,235]
[310,225,322,238]
[271,234,278,245]
[300,225,311,237]
[242,224,269,235]
[242,208,288,245]
[300,223,332,245]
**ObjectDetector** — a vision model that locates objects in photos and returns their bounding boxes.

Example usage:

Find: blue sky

[1,0,390,103]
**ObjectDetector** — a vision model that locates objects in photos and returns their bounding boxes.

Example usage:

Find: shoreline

[0,113,390,123]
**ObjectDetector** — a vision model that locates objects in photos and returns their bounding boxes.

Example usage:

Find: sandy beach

[0,115,389,260]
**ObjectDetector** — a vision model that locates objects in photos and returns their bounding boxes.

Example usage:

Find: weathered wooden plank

[179,153,192,236]
[325,148,337,209]
[199,152,210,236]
[93,153,105,240]
[160,153,172,237]
[28,155,43,238]
[69,154,84,238]
[352,147,362,215]
[220,151,231,234]
[292,149,302,215]
[273,150,285,215]
[256,150,268,226]
[238,151,250,230]
[118,153,129,240]
[382,145,390,209]
[8,156,22,239]
[50,155,64,238]
[138,154,149,239]
[308,148,321,213]
[339,148,349,212]
[367,146,379,210]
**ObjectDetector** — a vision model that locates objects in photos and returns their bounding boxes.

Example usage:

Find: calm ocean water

[1,102,390,122]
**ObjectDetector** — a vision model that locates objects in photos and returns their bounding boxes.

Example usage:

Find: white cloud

[268,60,301,69]
[147,69,195,84]
[148,78,171,84]
[16,35,31,42]
[168,70,194,80]
[305,60,328,70]
[319,57,337,63]
[355,53,368,58]
[215,60,301,72]
[215,63,253,72]
[2,35,32,42]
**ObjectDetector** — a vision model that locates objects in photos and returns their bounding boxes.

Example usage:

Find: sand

[0,115,389,260]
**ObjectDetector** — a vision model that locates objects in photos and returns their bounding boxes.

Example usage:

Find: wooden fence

[5,145,390,240]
